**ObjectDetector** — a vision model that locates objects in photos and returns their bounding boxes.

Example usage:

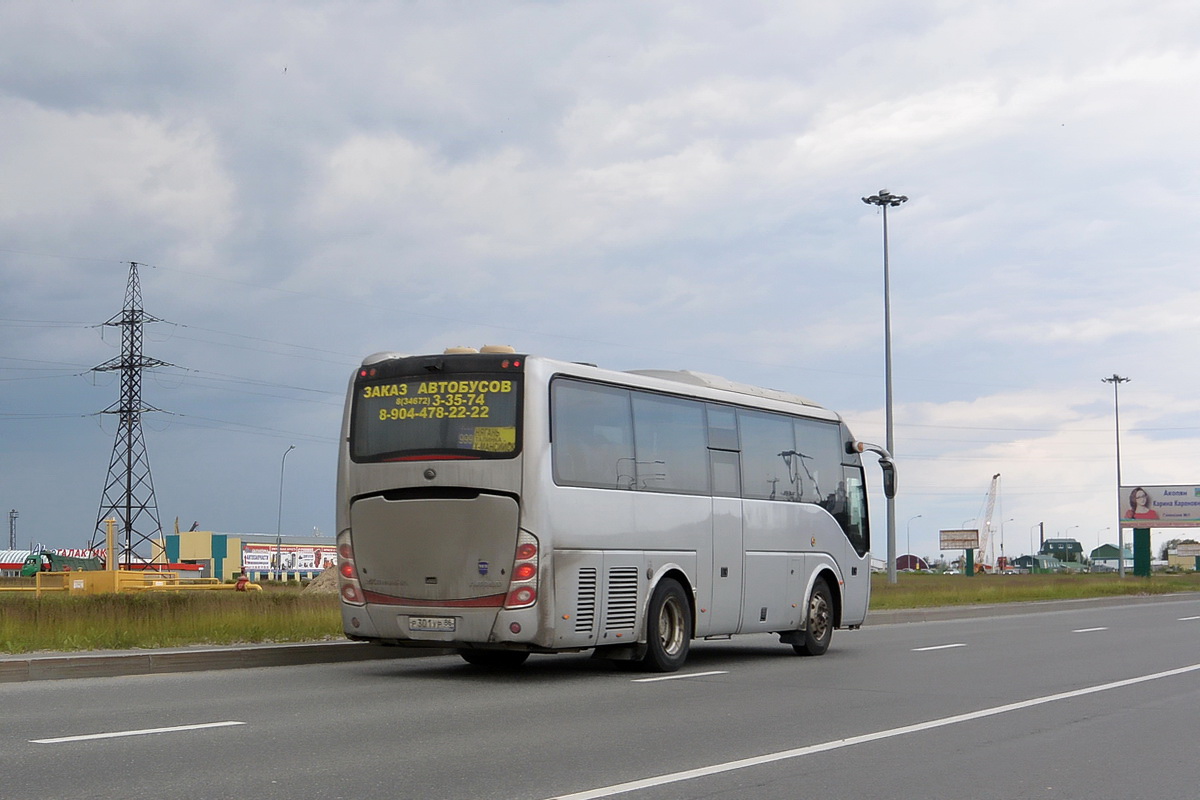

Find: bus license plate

[409,616,456,632]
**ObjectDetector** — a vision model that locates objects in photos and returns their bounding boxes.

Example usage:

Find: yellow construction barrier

[0,520,263,595]
[0,570,262,596]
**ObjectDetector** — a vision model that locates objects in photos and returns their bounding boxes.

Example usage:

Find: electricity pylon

[90,262,171,564]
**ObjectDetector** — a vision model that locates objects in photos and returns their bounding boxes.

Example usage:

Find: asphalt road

[3,595,1198,800]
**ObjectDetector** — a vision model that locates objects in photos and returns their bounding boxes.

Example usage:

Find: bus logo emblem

[478,561,489,575]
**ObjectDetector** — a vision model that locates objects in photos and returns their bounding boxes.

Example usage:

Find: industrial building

[3,533,335,582]
[161,530,336,582]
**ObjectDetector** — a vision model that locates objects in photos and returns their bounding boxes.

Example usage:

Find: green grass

[869,571,1200,610]
[2,573,1198,654]
[0,590,341,654]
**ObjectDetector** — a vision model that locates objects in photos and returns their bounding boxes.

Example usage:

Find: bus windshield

[351,369,523,461]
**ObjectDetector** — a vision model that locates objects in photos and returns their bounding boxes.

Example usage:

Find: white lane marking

[632,671,728,683]
[31,721,245,744]
[1073,627,1108,633]
[912,643,967,652]
[546,662,1200,800]
[1179,616,1200,621]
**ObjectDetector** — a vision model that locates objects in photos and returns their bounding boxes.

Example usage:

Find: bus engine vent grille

[604,566,639,630]
[575,568,597,633]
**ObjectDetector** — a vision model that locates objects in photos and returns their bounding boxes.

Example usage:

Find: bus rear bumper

[341,603,548,649]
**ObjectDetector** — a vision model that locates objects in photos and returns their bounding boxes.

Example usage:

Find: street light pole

[1102,374,1129,577]
[1064,524,1079,564]
[906,514,922,569]
[1094,527,1111,565]
[862,189,908,585]
[1001,517,1014,564]
[276,444,295,581]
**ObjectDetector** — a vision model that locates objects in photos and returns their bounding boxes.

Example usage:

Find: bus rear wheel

[792,578,832,657]
[459,649,530,668]
[641,578,691,672]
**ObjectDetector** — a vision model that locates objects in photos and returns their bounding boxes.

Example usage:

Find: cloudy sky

[3,1,1198,563]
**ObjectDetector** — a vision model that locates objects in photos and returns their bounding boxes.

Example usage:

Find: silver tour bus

[337,347,895,672]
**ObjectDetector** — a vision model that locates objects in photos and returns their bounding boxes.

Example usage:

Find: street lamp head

[863,190,909,208]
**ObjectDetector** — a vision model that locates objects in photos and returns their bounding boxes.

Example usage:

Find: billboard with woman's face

[1120,485,1200,527]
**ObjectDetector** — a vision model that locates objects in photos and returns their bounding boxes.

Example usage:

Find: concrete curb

[2,594,1195,683]
[0,641,447,684]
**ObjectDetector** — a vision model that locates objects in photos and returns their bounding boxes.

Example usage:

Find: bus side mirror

[849,440,896,499]
[879,458,897,499]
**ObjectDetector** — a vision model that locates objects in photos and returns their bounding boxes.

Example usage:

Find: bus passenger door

[705,449,743,636]
[838,466,871,626]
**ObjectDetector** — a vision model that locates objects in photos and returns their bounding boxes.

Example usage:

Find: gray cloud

[2,0,1198,559]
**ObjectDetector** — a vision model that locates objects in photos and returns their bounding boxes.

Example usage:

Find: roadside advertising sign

[940,529,980,550]
[1118,484,1200,528]
[242,543,337,572]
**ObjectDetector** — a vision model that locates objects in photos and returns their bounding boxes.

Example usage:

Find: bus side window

[552,379,634,489]
[705,404,739,451]
[793,418,842,505]
[631,392,709,494]
[738,409,795,501]
[710,450,741,497]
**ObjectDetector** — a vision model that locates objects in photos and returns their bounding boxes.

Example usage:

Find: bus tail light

[504,530,539,610]
[337,530,365,607]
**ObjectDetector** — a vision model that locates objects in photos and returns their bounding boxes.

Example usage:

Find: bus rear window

[351,372,522,461]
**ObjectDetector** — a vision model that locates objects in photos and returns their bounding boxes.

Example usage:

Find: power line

[165,412,338,444]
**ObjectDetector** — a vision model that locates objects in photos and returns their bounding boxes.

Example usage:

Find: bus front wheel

[792,578,832,656]
[641,578,691,672]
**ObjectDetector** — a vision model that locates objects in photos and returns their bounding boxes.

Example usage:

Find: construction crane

[975,473,1001,573]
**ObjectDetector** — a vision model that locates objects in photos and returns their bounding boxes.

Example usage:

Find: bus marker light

[510,622,521,634]
[351,617,361,628]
